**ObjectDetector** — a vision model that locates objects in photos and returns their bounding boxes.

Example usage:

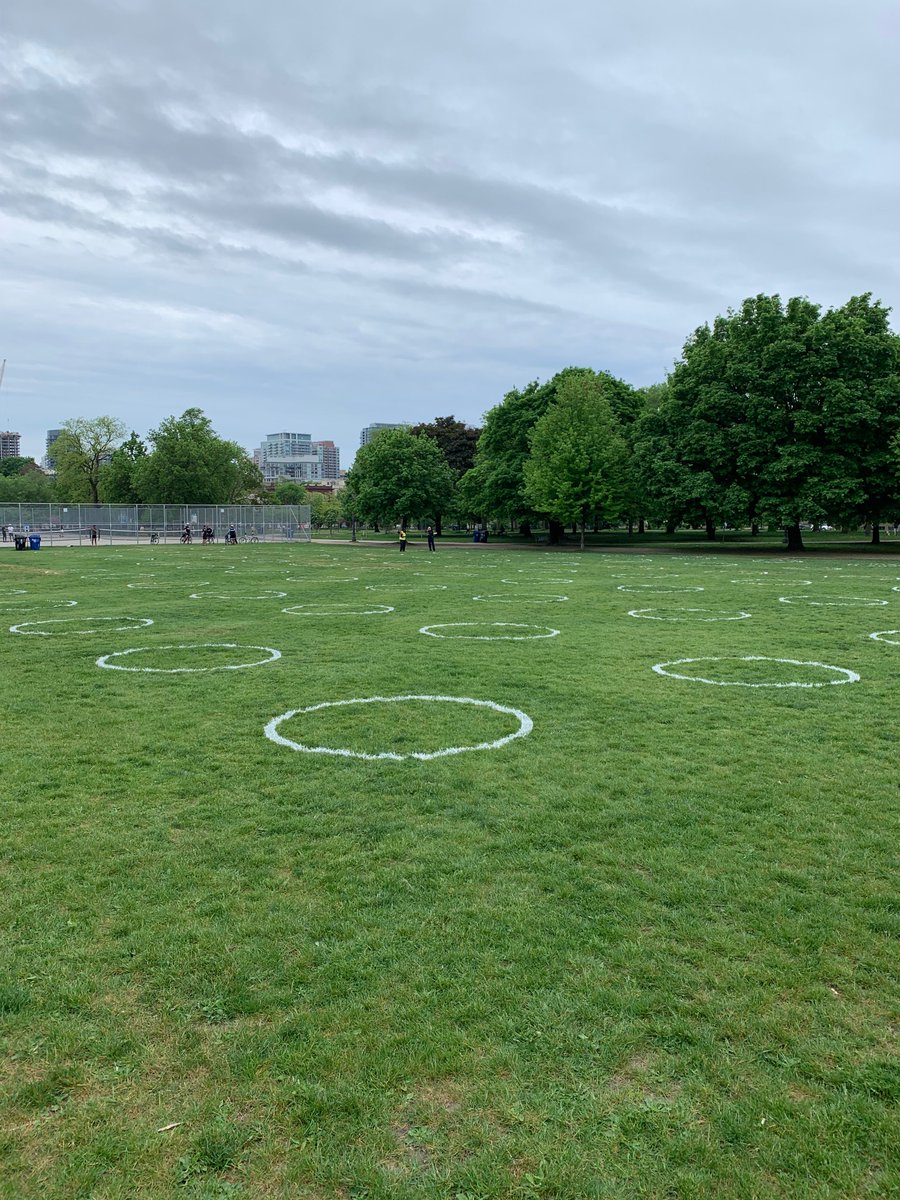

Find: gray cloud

[1,0,898,460]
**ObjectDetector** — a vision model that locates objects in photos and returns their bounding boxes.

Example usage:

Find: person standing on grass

[426,525,436,551]
[399,525,407,552]
[90,525,98,545]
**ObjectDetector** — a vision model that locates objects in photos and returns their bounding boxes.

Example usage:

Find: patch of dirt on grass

[606,1053,683,1102]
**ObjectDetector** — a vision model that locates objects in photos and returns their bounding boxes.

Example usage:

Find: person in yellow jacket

[398,525,407,552]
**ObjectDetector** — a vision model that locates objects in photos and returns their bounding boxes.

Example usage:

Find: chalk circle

[264,694,533,761]
[0,598,77,609]
[190,590,287,600]
[127,580,210,589]
[652,656,860,688]
[96,643,281,673]
[420,622,560,641]
[473,593,568,603]
[628,607,752,622]
[868,630,900,646]
[282,602,394,616]
[10,616,154,637]
[501,577,574,585]
[778,595,888,607]
[364,584,448,592]
[0,589,28,595]
[617,584,704,594]
[285,576,359,583]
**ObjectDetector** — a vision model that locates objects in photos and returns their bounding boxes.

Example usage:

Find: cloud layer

[2,0,898,460]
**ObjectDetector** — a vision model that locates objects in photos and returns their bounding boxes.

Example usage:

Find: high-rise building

[44,428,64,471]
[312,440,340,477]
[0,431,21,458]
[360,422,406,447]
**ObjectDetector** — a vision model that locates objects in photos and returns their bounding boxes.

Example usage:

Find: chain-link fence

[0,504,311,546]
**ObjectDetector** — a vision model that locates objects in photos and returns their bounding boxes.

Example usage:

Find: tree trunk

[435,513,443,537]
[548,519,563,545]
[580,507,586,551]
[627,518,633,535]
[785,522,804,551]
[665,519,677,535]
[638,516,645,534]
[705,516,716,540]
[751,522,759,536]
[871,522,881,545]
[373,521,379,533]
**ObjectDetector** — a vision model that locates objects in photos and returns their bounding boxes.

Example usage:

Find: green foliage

[344,426,455,526]
[134,409,263,503]
[309,491,342,529]
[98,432,147,503]
[523,373,629,547]
[0,471,55,502]
[410,415,480,476]
[472,367,637,524]
[0,457,36,478]
[272,480,309,506]
[50,416,126,503]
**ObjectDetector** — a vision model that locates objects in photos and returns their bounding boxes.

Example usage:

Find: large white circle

[96,643,281,673]
[472,593,568,603]
[500,577,574,585]
[419,622,560,641]
[868,630,900,646]
[10,616,153,637]
[364,584,448,592]
[652,656,860,688]
[190,590,286,600]
[629,607,751,622]
[281,602,394,616]
[779,595,887,607]
[264,694,533,760]
[617,585,704,594]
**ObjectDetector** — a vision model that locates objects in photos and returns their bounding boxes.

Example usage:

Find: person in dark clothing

[399,526,408,552]
[426,525,436,551]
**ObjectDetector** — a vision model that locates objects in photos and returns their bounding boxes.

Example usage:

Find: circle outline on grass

[190,590,286,600]
[651,655,860,688]
[282,602,394,616]
[472,593,568,603]
[868,630,900,646]
[419,622,560,641]
[10,615,153,637]
[264,694,533,761]
[778,595,887,607]
[96,643,282,673]
[628,607,752,622]
[617,584,704,594]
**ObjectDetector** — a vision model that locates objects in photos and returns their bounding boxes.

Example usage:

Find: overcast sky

[2,0,898,464]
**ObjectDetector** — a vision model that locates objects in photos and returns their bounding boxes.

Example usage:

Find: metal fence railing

[0,504,311,546]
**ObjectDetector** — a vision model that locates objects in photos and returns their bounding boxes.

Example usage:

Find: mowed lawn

[0,541,897,1200]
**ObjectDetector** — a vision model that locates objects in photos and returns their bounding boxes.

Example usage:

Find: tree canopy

[134,409,263,504]
[50,416,126,503]
[345,427,455,527]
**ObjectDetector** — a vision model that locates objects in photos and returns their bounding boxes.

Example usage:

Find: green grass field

[1,542,898,1199]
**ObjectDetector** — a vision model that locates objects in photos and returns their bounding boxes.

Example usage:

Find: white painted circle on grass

[96,643,281,673]
[618,584,704,594]
[420,622,560,640]
[364,584,448,592]
[282,602,394,616]
[629,607,751,622]
[473,593,568,603]
[652,656,860,688]
[868,630,900,646]
[10,616,153,636]
[190,590,286,600]
[285,576,359,583]
[501,577,574,585]
[264,694,533,761]
[778,595,887,607]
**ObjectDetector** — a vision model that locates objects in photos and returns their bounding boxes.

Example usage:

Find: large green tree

[50,416,126,502]
[524,373,629,548]
[272,480,310,506]
[134,409,263,503]
[463,367,637,538]
[410,415,481,534]
[0,470,55,502]
[659,293,900,549]
[344,427,455,529]
[99,432,148,503]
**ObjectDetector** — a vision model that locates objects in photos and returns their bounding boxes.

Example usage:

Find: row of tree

[345,293,900,550]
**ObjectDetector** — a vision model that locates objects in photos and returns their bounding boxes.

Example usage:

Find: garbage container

[14,535,27,551]
[28,535,41,551]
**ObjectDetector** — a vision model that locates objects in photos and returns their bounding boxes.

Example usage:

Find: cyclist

[227,524,238,545]
[181,524,192,544]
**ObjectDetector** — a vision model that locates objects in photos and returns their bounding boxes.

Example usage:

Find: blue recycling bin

[28,535,41,551]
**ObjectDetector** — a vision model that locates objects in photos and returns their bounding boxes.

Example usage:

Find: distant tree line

[345,293,900,550]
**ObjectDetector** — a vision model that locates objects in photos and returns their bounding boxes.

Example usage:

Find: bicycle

[238,535,259,543]
[180,531,193,544]
[149,532,160,544]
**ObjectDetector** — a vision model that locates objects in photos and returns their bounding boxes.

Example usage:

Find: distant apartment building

[0,431,21,458]
[312,439,339,477]
[44,428,64,470]
[359,422,406,447]
[257,433,342,485]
